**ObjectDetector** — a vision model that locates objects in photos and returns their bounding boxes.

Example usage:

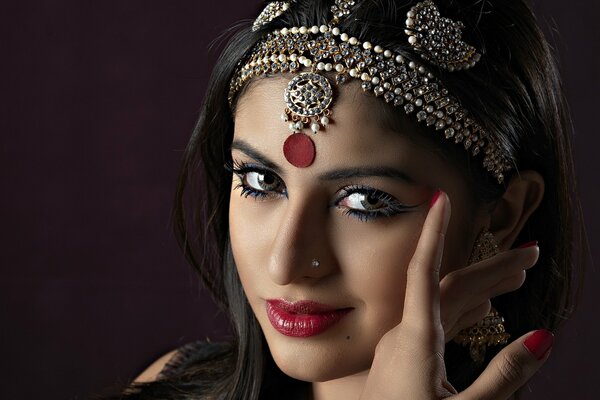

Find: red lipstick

[266,299,353,337]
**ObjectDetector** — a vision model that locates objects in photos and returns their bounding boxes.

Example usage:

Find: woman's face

[229,77,481,382]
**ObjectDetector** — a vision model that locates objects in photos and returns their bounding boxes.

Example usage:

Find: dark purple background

[2,1,598,399]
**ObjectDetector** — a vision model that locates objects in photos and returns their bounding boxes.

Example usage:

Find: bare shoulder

[134,349,178,383]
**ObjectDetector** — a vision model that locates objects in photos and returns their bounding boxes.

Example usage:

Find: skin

[225,76,545,399]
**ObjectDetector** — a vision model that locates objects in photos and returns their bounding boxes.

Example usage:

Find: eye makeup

[225,159,287,200]
[333,185,421,222]
[225,159,423,222]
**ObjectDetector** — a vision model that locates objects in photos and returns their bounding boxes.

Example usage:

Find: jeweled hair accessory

[405,0,481,71]
[252,1,291,32]
[330,0,355,23]
[231,0,512,182]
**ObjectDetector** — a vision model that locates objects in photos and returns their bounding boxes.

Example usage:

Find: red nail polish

[429,189,442,209]
[523,329,554,360]
[517,240,538,249]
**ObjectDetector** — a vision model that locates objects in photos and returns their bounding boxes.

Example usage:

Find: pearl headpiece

[230,0,512,183]
[405,1,482,71]
[252,1,291,32]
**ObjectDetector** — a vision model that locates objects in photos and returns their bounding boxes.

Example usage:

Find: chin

[264,331,373,382]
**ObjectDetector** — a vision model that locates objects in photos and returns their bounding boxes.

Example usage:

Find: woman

[108,0,583,398]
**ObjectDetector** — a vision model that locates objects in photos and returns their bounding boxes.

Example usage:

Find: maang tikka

[282,70,333,168]
[230,0,512,182]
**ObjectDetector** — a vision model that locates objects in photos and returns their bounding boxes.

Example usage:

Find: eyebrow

[231,139,415,184]
[320,166,415,183]
[231,139,283,174]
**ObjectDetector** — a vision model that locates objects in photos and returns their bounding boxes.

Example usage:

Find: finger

[443,270,525,342]
[457,329,554,400]
[440,246,538,330]
[441,245,539,304]
[403,189,451,329]
[444,301,491,341]
[487,270,526,298]
[463,245,539,286]
[447,270,526,322]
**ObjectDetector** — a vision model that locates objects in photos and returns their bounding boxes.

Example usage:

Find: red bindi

[283,133,316,168]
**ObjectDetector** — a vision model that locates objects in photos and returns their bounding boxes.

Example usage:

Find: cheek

[229,194,267,293]
[229,188,257,282]
[331,213,424,329]
[228,189,287,307]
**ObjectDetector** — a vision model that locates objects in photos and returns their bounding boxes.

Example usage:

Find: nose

[267,193,336,286]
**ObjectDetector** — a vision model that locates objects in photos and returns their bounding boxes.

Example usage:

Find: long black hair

[102,1,585,398]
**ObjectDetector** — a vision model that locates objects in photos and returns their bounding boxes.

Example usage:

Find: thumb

[457,329,554,400]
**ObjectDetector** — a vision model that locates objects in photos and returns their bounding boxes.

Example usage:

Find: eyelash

[334,185,418,222]
[225,159,286,200]
[224,159,419,222]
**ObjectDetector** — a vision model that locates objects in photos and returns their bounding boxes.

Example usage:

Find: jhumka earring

[453,228,510,363]
[467,228,499,265]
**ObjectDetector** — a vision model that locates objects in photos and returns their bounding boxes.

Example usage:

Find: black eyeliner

[228,159,287,199]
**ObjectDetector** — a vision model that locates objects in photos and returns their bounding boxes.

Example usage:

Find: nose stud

[311,259,320,268]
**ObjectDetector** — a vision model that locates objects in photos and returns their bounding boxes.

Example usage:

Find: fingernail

[523,329,554,360]
[517,240,538,249]
[429,189,442,209]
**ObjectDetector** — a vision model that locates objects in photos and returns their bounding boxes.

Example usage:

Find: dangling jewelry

[281,72,334,168]
[467,228,499,265]
[454,228,510,363]
[453,307,510,364]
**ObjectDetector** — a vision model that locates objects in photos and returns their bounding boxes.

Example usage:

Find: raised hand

[359,190,553,400]
[440,240,539,342]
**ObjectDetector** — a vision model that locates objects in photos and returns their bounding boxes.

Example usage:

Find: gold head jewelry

[230,0,512,182]
[454,228,510,363]
[405,1,481,71]
[252,1,291,32]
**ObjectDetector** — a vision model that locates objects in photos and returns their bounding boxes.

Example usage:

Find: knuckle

[374,329,411,360]
[375,329,399,354]
[512,270,527,287]
[491,272,526,298]
[499,272,527,293]
[504,275,526,294]
[439,315,450,333]
[495,352,526,384]
[442,270,460,288]
[480,300,492,316]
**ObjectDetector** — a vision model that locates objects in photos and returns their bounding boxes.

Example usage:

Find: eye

[225,159,286,199]
[339,192,388,212]
[334,185,420,222]
[245,170,280,192]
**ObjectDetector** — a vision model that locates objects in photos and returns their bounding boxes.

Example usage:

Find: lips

[266,299,353,337]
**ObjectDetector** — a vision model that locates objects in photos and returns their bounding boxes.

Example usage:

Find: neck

[310,369,369,400]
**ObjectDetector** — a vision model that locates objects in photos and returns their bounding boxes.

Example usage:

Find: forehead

[232,76,451,184]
